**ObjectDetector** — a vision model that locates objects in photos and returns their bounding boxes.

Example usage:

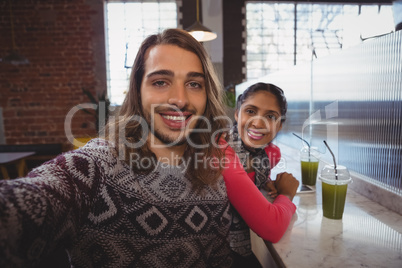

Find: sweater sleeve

[0,149,102,267]
[221,141,296,243]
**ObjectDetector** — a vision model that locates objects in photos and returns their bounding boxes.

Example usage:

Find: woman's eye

[267,114,278,120]
[245,109,255,115]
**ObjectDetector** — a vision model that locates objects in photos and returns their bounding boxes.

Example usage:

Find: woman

[221,82,299,267]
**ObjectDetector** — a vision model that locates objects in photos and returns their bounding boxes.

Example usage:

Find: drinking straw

[323,140,338,180]
[292,133,310,147]
[292,133,311,159]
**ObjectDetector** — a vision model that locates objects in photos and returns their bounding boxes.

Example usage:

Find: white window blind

[246,2,394,81]
[105,1,180,105]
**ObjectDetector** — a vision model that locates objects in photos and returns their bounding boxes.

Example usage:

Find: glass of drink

[319,165,352,219]
[300,147,319,186]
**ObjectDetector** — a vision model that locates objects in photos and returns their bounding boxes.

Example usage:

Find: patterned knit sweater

[0,139,232,268]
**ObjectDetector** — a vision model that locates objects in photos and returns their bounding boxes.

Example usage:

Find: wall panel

[236,31,402,197]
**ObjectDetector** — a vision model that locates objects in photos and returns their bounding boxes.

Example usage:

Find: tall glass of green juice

[300,147,319,186]
[319,165,351,220]
[301,161,319,185]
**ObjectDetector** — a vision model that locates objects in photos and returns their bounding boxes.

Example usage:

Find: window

[246,2,394,81]
[105,1,180,105]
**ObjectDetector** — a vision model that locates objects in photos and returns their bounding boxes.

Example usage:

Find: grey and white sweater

[0,139,232,267]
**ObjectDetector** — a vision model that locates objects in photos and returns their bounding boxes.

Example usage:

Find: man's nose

[168,84,189,109]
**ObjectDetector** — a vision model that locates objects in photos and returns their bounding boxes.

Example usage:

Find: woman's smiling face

[235,91,283,148]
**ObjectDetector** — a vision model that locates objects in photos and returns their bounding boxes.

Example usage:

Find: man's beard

[152,126,187,146]
[144,111,188,147]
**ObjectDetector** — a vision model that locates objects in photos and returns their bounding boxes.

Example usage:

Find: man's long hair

[105,29,228,186]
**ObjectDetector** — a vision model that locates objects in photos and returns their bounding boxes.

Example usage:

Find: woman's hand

[265,181,278,198]
[274,172,299,201]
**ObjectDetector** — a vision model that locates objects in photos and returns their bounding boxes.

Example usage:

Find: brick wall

[0,0,106,150]
[0,0,246,150]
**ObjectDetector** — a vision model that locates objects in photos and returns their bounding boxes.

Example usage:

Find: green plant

[224,85,236,108]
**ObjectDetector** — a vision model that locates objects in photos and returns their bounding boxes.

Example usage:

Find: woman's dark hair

[236,82,287,123]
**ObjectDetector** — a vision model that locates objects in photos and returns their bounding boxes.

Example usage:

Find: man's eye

[188,82,202,89]
[153,80,167,87]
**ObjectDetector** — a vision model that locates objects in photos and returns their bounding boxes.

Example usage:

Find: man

[0,29,232,267]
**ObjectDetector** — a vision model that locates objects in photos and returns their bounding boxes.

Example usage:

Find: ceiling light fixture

[1,0,29,65]
[186,0,217,42]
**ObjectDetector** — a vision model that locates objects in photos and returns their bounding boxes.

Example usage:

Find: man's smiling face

[140,44,207,147]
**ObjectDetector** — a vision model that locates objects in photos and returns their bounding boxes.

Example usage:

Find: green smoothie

[301,161,319,186]
[321,182,348,219]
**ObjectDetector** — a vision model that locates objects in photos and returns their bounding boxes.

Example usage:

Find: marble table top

[267,183,402,268]
[264,143,402,268]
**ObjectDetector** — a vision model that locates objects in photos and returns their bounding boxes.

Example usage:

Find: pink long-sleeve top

[221,140,296,243]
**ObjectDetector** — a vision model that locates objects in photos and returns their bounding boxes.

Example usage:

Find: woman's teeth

[248,129,263,137]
